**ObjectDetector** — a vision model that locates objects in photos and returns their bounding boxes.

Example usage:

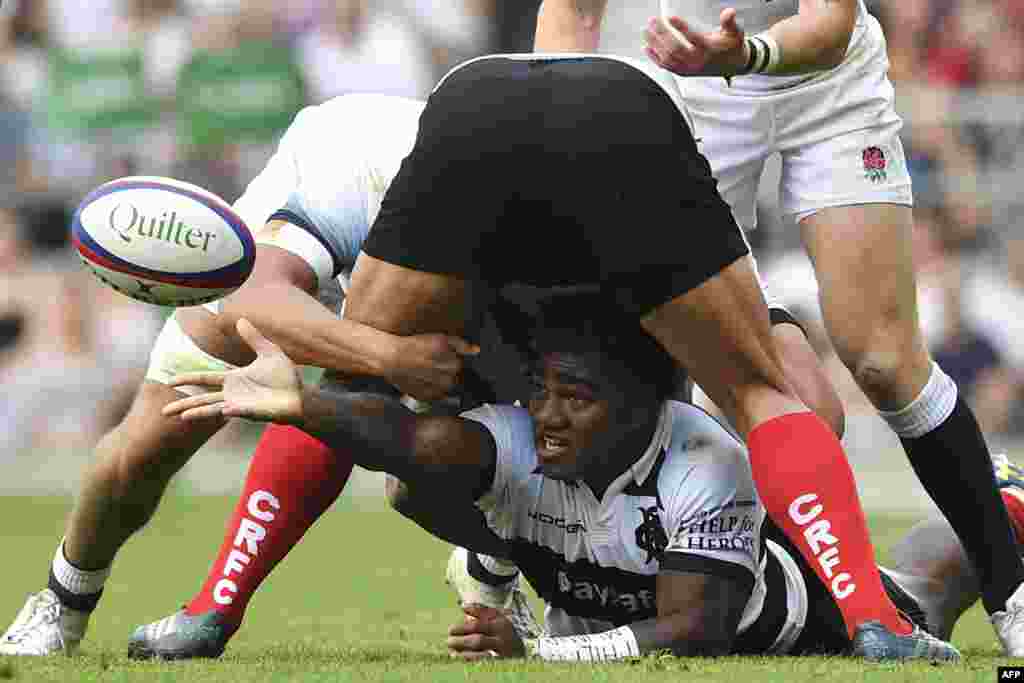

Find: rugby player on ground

[161,293,975,661]
[630,0,1024,652]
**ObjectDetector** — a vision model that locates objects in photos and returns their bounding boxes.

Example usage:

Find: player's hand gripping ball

[72,176,255,307]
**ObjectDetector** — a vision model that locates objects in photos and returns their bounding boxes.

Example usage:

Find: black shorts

[363,55,748,317]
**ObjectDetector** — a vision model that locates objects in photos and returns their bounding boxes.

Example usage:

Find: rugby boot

[851,620,961,662]
[128,609,232,660]
[446,547,544,639]
[0,589,89,655]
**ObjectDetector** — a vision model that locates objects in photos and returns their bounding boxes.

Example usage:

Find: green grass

[0,495,1015,681]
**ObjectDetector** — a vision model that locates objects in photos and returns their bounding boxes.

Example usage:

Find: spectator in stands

[296,0,435,101]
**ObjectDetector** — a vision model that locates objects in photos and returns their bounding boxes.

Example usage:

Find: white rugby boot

[0,590,89,655]
[445,547,544,639]
[992,583,1024,656]
[991,453,1024,655]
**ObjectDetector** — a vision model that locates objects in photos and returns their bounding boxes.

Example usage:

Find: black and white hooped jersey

[465,400,806,652]
[230,93,426,309]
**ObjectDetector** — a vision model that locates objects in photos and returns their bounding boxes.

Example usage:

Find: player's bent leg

[804,204,1024,646]
[0,380,224,656]
[771,316,845,439]
[879,454,1024,643]
[66,381,226,569]
[638,258,957,661]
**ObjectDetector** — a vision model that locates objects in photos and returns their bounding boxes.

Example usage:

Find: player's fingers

[645,45,668,68]
[462,603,503,622]
[180,403,228,421]
[669,16,709,49]
[447,634,500,653]
[219,404,268,421]
[236,318,280,356]
[447,336,481,357]
[449,615,485,637]
[167,372,226,389]
[644,25,679,65]
[163,391,225,416]
[450,650,496,661]
[719,8,741,36]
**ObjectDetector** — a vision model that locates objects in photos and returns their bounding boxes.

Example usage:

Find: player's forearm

[534,0,608,52]
[219,281,397,378]
[525,615,730,660]
[297,385,423,480]
[758,0,857,74]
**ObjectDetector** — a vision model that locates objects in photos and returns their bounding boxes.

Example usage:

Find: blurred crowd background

[2,0,1024,506]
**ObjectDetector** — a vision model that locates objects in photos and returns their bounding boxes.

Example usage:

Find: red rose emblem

[863,146,886,171]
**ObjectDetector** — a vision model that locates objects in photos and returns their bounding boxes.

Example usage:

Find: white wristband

[524,626,641,661]
[752,33,782,73]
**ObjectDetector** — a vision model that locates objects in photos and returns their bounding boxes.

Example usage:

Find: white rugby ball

[72,176,255,307]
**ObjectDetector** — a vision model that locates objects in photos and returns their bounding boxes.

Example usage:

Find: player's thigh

[102,379,225,482]
[111,315,229,467]
[639,257,805,437]
[800,203,926,361]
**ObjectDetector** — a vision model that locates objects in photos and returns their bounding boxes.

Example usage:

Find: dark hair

[497,291,678,401]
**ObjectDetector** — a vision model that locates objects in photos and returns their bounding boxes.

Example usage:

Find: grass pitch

[0,494,1014,681]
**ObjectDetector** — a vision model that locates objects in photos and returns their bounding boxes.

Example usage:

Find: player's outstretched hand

[163,318,304,424]
[447,604,525,660]
[645,8,748,77]
[387,333,480,402]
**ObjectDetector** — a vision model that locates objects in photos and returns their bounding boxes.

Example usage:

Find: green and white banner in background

[177,41,305,150]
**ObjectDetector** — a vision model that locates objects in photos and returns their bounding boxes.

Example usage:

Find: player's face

[527,350,655,481]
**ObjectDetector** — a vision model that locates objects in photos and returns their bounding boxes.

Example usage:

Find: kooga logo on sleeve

[108,203,218,252]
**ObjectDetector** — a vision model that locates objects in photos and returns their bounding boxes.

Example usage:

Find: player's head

[525,291,676,481]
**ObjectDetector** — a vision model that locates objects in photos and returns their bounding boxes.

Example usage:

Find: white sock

[476,553,519,578]
[879,362,958,439]
[51,540,110,596]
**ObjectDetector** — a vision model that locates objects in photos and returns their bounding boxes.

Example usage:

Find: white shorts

[677,13,913,231]
[144,314,237,395]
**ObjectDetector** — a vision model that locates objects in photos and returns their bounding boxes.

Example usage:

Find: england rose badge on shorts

[862,146,888,184]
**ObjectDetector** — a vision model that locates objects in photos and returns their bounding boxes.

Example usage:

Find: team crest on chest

[635,505,668,564]
[862,146,888,184]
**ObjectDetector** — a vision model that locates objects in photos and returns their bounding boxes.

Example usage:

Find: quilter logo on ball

[107,203,218,252]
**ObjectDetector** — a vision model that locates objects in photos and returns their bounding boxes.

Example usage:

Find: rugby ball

[72,176,255,307]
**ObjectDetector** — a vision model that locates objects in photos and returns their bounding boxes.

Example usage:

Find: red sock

[185,424,354,631]
[748,411,911,638]
[1001,489,1024,545]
